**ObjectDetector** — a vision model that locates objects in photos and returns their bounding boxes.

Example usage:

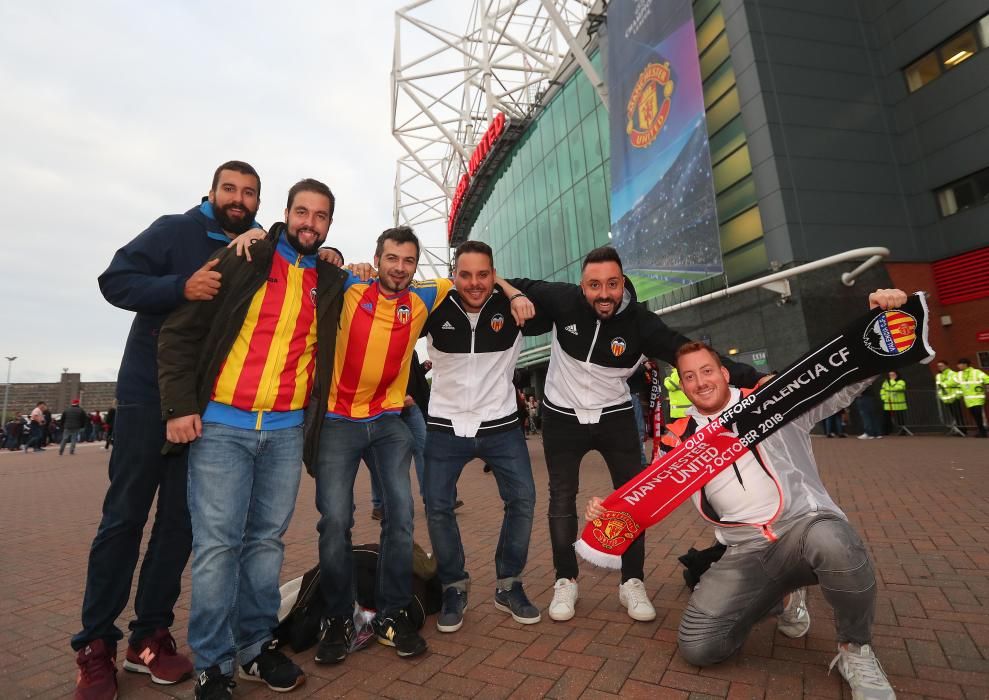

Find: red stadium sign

[448,112,507,237]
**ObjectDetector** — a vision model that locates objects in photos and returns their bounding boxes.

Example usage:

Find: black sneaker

[238,640,305,692]
[373,610,427,657]
[494,582,541,624]
[314,615,354,665]
[195,667,235,700]
[436,588,467,633]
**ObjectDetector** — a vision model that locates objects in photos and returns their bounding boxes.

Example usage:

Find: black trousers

[542,406,645,583]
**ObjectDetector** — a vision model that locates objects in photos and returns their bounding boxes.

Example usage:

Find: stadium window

[904,13,988,93]
[935,166,989,217]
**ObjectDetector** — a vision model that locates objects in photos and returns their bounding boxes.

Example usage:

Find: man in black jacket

[509,246,763,624]
[59,398,89,456]
[73,161,264,700]
[422,241,550,633]
[158,179,347,698]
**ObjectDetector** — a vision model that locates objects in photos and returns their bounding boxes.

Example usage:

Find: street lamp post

[2,356,16,425]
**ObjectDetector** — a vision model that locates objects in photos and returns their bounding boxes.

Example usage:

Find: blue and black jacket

[98,202,246,404]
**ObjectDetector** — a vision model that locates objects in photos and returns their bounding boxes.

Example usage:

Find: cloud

[0,1,463,383]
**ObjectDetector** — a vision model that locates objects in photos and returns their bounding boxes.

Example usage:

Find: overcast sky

[0,1,461,384]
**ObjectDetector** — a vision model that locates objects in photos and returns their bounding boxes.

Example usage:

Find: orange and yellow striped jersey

[327,276,452,420]
[206,237,319,430]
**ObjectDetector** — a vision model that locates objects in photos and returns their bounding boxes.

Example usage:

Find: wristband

[509,293,527,301]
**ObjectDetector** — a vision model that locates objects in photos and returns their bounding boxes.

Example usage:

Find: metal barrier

[820,390,984,436]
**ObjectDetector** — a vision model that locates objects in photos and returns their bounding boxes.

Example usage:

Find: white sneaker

[548,578,577,621]
[829,644,895,700]
[777,587,810,638]
[857,434,874,440]
[618,578,656,622]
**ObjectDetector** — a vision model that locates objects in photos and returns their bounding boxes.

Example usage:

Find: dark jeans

[678,514,876,666]
[424,427,535,591]
[822,414,844,436]
[854,395,881,437]
[314,415,415,618]
[71,403,192,650]
[26,423,44,451]
[542,407,645,583]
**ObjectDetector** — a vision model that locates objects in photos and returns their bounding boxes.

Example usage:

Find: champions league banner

[575,294,935,569]
[607,0,723,303]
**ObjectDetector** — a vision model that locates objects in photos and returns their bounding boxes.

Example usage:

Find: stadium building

[392,0,989,395]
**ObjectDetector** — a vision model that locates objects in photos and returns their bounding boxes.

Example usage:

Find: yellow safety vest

[880,379,907,411]
[663,369,691,419]
[935,369,961,404]
[957,367,989,408]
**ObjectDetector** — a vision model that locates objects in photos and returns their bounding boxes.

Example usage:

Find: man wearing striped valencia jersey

[158,179,348,698]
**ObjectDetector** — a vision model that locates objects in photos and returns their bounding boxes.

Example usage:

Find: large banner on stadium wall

[608,0,723,302]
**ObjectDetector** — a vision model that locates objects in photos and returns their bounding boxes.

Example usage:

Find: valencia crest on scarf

[575,293,934,569]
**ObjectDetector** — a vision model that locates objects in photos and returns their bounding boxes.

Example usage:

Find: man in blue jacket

[72,161,265,700]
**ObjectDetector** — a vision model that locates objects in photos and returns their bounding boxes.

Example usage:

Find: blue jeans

[822,414,844,436]
[72,403,192,651]
[314,415,414,618]
[424,428,535,591]
[631,398,648,466]
[60,428,83,454]
[371,404,426,507]
[187,423,303,674]
[855,395,881,437]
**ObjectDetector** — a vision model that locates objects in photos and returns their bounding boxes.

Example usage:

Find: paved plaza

[1,434,987,699]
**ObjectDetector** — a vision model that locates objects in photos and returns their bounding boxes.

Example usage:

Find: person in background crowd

[880,370,908,435]
[854,380,883,440]
[822,410,847,438]
[25,402,46,452]
[935,360,964,434]
[60,398,89,456]
[527,395,540,435]
[40,401,53,446]
[5,417,24,450]
[72,160,267,700]
[956,358,988,438]
[103,404,116,450]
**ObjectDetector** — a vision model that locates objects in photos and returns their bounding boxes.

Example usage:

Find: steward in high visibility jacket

[664,369,691,419]
[935,362,961,405]
[956,361,988,408]
[880,372,907,412]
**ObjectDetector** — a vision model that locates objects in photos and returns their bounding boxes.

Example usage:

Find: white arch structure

[391,0,604,278]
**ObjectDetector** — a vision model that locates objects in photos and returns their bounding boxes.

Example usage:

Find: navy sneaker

[238,640,305,692]
[194,667,234,700]
[373,610,427,658]
[436,588,467,633]
[494,582,541,624]
[314,616,353,665]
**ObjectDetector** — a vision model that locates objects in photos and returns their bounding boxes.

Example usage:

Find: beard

[213,202,257,235]
[286,227,323,256]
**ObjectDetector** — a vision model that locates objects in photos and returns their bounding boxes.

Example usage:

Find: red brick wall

[886,262,989,373]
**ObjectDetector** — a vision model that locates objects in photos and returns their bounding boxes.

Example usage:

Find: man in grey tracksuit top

[587,288,908,700]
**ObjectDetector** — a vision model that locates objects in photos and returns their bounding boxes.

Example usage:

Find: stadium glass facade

[470,0,767,362]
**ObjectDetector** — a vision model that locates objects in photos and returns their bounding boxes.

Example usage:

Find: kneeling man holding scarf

[587,288,918,700]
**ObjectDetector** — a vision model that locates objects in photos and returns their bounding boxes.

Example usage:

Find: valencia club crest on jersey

[396,304,412,325]
[490,313,505,333]
[309,288,317,307]
[610,337,627,357]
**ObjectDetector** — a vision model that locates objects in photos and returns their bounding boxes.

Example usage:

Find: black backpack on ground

[275,542,442,652]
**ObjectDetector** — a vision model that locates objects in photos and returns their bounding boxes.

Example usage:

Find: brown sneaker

[74,639,117,700]
[123,628,193,685]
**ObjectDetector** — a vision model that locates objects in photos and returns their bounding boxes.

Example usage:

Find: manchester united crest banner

[607,0,723,302]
